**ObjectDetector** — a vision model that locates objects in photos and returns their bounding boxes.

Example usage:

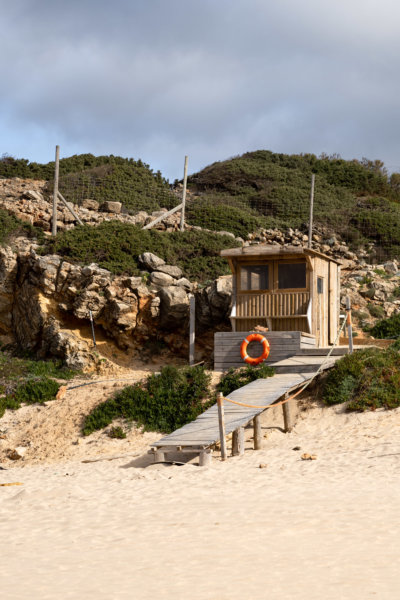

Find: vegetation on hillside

[323,344,400,411]
[0,350,77,418]
[369,314,400,339]
[82,365,212,435]
[0,153,175,214]
[42,221,239,282]
[0,208,44,246]
[186,151,400,258]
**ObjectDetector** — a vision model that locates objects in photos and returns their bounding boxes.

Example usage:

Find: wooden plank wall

[214,331,316,371]
[236,292,310,317]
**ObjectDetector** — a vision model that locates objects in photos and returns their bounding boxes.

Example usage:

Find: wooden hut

[214,245,341,371]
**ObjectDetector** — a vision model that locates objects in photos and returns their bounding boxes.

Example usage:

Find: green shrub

[186,198,261,238]
[323,346,400,411]
[216,363,274,397]
[370,313,400,339]
[41,222,239,282]
[367,303,385,319]
[12,377,61,405]
[108,426,126,439]
[82,365,212,436]
[0,209,44,246]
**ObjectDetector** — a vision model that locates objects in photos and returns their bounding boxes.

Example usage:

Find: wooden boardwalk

[150,352,344,465]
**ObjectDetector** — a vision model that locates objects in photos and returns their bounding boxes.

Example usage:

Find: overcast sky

[1,0,400,180]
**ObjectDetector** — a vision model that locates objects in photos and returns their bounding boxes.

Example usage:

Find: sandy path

[1,403,400,599]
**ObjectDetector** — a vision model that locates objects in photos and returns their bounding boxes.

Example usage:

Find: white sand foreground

[1,403,400,600]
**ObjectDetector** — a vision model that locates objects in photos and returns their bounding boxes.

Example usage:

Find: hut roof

[220,245,342,264]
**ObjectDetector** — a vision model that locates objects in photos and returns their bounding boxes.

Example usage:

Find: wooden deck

[150,351,344,465]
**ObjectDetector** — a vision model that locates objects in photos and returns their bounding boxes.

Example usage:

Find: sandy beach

[1,385,400,600]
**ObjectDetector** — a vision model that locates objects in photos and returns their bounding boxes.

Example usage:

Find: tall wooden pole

[189,294,195,365]
[308,173,315,249]
[217,393,227,461]
[180,155,188,231]
[52,145,60,237]
[346,296,353,354]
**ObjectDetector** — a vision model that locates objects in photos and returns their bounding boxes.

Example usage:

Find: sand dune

[1,400,400,599]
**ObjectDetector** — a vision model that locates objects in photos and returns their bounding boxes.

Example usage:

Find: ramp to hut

[149,353,342,465]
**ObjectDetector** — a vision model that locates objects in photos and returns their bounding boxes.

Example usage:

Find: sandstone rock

[123,276,143,290]
[149,272,175,287]
[384,261,398,275]
[175,277,192,291]
[81,199,99,211]
[159,286,189,328]
[100,201,122,214]
[138,252,165,271]
[156,265,183,279]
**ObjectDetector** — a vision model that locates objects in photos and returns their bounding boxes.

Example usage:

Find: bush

[82,365,213,436]
[41,222,240,282]
[367,303,385,319]
[370,313,400,339]
[0,209,44,246]
[216,363,274,396]
[108,426,126,439]
[323,346,400,411]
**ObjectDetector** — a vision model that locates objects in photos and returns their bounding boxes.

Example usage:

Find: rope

[221,315,349,410]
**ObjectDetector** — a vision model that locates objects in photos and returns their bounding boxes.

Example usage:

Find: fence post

[189,294,195,365]
[217,392,227,461]
[52,145,60,236]
[180,155,188,231]
[89,310,97,348]
[346,296,353,354]
[308,173,315,249]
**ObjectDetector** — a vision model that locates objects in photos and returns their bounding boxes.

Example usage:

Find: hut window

[240,265,269,290]
[278,262,306,289]
[317,277,324,294]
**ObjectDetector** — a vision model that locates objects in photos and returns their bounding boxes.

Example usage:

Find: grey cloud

[1,0,400,178]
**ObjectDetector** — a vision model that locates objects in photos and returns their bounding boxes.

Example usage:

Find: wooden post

[232,427,245,456]
[154,450,165,463]
[89,310,96,348]
[346,296,353,354]
[180,155,188,231]
[308,173,315,249]
[282,393,294,432]
[199,450,212,467]
[253,415,262,450]
[57,191,84,225]
[217,393,227,461]
[189,294,195,365]
[52,145,60,236]
[142,201,183,230]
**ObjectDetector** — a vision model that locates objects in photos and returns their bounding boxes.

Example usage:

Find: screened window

[278,262,306,289]
[240,265,269,291]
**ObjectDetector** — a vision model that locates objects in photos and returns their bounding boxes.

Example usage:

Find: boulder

[384,261,398,275]
[81,199,99,211]
[138,252,165,271]
[100,201,122,214]
[156,265,182,279]
[159,286,189,328]
[149,272,175,287]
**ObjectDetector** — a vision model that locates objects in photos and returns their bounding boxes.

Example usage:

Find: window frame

[237,258,309,294]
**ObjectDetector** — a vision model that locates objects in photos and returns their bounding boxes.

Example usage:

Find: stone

[384,261,398,275]
[123,276,143,290]
[155,265,183,279]
[100,201,122,214]
[175,277,192,291]
[149,272,175,287]
[159,286,189,328]
[81,199,99,211]
[138,252,165,271]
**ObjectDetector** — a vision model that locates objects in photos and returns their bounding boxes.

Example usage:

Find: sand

[1,378,400,599]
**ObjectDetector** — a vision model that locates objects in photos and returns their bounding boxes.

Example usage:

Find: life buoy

[240,333,270,365]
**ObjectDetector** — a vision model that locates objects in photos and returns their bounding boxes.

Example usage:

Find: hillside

[186,150,400,260]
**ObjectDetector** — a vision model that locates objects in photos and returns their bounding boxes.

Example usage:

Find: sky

[1,0,400,181]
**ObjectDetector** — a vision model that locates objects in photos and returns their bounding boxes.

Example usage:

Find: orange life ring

[240,333,270,365]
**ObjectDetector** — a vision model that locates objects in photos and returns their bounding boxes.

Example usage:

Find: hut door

[316,276,327,346]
